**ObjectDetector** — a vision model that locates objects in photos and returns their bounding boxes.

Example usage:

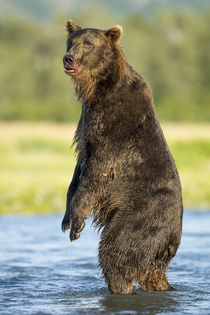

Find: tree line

[0,10,209,122]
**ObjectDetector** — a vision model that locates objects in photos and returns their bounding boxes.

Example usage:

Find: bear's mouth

[64,65,79,76]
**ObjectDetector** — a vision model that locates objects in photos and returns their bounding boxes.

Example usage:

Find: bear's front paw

[61,214,72,232]
[70,216,86,242]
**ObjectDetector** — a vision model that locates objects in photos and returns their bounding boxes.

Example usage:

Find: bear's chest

[81,103,109,140]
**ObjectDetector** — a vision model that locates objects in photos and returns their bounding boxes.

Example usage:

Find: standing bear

[61,20,183,294]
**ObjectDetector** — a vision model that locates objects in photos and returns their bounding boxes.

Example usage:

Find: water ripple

[0,211,210,314]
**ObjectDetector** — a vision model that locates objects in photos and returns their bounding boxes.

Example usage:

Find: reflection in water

[100,290,180,314]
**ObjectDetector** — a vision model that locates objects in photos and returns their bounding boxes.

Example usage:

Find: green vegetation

[0,10,210,122]
[169,141,210,208]
[0,123,76,214]
[0,122,210,214]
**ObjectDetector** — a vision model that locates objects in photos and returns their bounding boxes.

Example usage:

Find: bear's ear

[105,25,123,42]
[65,20,81,35]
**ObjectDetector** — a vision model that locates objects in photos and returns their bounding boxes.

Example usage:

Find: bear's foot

[138,268,175,291]
[106,272,135,294]
[109,280,134,295]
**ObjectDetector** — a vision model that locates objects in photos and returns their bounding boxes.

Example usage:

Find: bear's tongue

[64,64,79,75]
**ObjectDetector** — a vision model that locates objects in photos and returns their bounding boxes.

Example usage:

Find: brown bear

[61,20,183,294]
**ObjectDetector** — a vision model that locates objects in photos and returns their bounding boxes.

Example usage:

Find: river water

[0,211,210,315]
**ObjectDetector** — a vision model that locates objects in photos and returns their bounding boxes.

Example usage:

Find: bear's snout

[63,54,75,66]
[63,54,81,76]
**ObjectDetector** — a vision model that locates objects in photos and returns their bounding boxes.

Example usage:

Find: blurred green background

[0,0,210,213]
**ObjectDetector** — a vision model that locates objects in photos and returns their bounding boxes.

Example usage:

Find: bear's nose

[63,54,75,65]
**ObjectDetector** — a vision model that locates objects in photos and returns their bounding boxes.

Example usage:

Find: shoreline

[0,121,210,213]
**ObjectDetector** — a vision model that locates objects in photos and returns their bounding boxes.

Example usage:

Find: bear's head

[63,20,123,77]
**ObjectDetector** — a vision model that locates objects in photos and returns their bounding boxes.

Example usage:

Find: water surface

[0,211,210,314]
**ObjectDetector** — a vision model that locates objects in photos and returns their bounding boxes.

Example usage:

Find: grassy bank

[0,122,210,214]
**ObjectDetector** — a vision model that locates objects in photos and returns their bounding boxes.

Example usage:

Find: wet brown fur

[73,42,125,103]
[62,21,183,294]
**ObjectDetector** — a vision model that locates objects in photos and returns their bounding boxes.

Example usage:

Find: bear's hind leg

[138,267,175,291]
[106,270,134,294]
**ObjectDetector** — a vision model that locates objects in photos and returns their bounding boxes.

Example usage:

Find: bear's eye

[83,40,92,48]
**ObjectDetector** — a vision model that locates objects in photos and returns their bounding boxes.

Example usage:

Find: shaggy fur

[61,20,183,294]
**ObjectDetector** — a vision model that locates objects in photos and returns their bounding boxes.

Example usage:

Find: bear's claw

[61,216,72,232]
[70,220,85,242]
